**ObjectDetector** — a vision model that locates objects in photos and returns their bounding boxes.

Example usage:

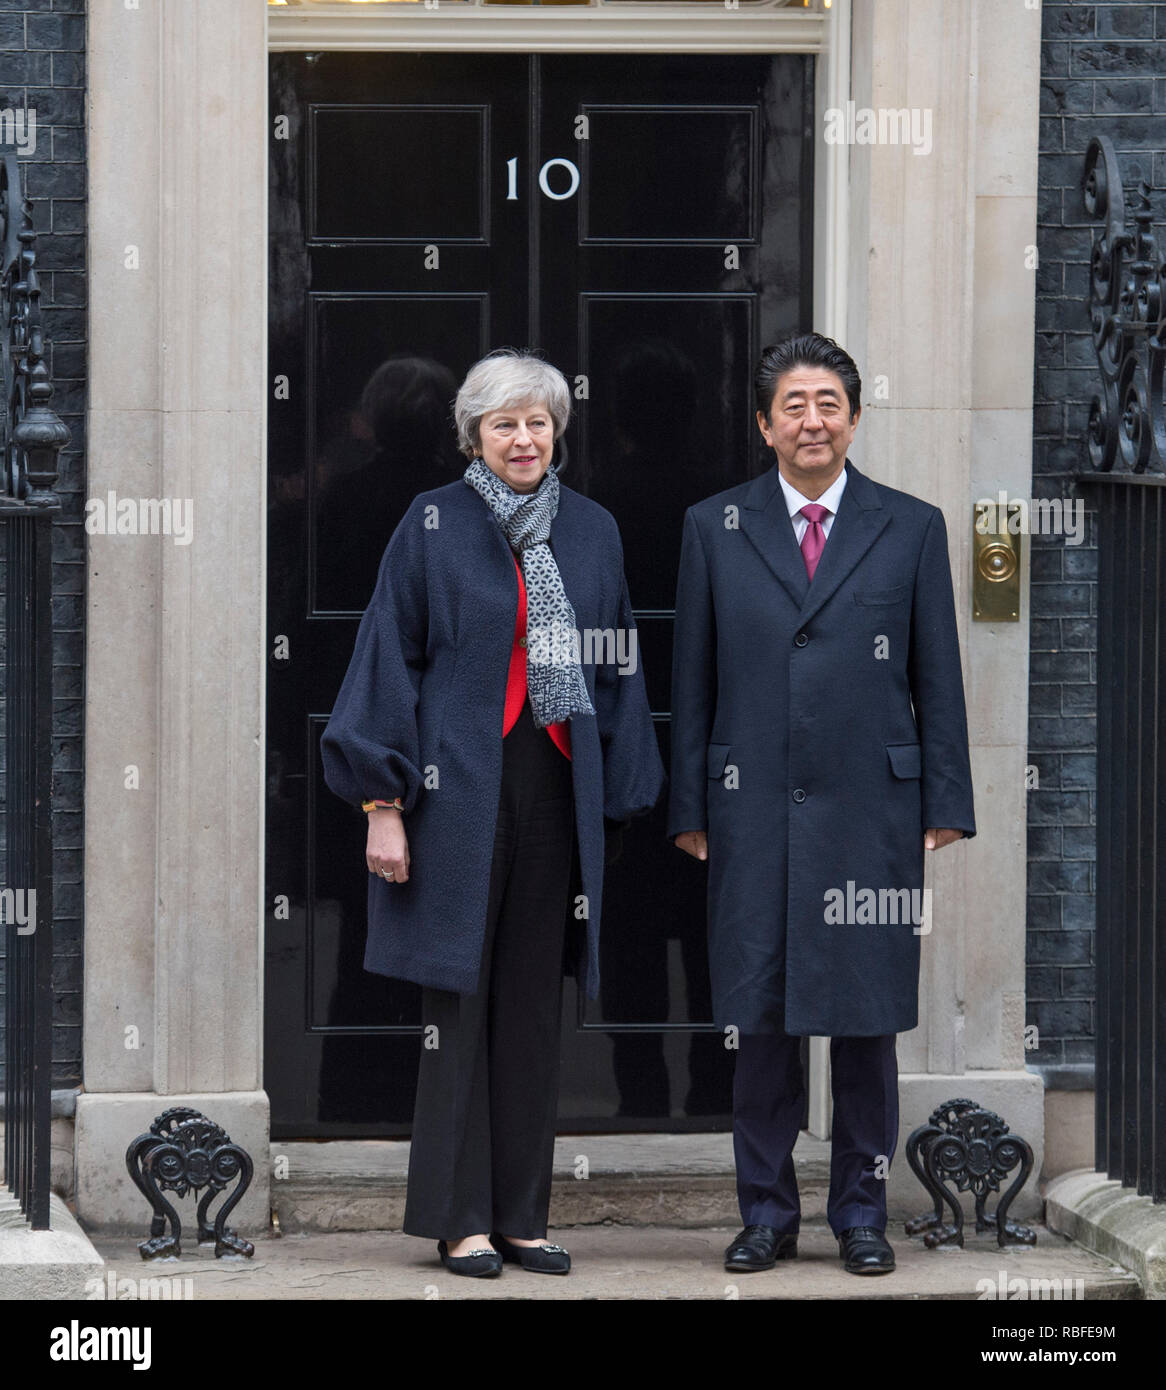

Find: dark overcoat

[666,458,976,1037]
[321,477,665,999]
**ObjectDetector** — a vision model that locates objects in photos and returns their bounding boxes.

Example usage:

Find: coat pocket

[855,584,911,606]
[886,742,922,779]
[707,743,732,779]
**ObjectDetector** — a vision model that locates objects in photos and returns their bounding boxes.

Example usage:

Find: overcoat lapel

[739,459,892,625]
[738,465,809,611]
[797,461,891,627]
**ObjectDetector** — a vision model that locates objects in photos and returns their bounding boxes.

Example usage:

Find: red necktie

[799,503,829,581]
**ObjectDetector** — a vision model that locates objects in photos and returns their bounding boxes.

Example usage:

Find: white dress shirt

[778,464,848,546]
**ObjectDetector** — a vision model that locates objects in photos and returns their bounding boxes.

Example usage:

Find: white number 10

[506,156,580,202]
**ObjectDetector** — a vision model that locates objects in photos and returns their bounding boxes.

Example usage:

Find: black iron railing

[1,151,67,1228]
[1078,135,1165,1204]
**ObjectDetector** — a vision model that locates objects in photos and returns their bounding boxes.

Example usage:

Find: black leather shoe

[491,1233,571,1275]
[437,1239,503,1278]
[838,1226,895,1275]
[724,1224,798,1272]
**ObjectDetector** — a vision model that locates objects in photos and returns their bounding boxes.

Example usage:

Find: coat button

[519,636,527,647]
[792,788,806,803]
[794,631,809,647]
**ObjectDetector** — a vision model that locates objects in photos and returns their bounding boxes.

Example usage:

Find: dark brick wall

[0,0,86,1091]
[1030,1,1166,1087]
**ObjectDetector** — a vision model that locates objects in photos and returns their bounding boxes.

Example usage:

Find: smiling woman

[320,346,664,1273]
[453,349,572,495]
[477,405,553,492]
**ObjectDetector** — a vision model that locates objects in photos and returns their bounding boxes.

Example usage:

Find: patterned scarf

[463,456,595,728]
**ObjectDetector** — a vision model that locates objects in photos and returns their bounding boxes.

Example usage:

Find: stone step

[0,1192,105,1300]
[84,1222,1144,1301]
[272,1133,795,1233]
[270,1132,1039,1235]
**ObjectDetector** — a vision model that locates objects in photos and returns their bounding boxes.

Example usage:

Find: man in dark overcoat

[668,332,976,1276]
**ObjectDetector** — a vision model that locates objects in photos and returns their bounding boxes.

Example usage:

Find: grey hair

[454,348,572,458]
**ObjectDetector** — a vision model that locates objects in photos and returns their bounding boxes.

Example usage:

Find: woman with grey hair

[322,348,664,1277]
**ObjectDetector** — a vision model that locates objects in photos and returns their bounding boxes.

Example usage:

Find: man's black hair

[754,332,862,421]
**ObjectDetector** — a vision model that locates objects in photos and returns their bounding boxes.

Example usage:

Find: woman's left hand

[366,806,411,883]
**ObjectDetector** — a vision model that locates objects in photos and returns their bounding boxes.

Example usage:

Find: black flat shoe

[437,1239,503,1278]
[491,1233,571,1275]
[838,1226,895,1275]
[724,1224,798,1272]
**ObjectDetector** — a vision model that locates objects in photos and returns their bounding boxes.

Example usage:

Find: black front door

[266,50,814,1137]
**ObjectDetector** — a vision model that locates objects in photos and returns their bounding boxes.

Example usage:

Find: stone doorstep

[271,1133,809,1233]
[0,1186,1142,1303]
[0,1168,1143,1302]
[269,1075,1047,1236]
[0,1193,104,1300]
[1045,1169,1166,1301]
[83,1224,1142,1302]
[270,1131,1036,1236]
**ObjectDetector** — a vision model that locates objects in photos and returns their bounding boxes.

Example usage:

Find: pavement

[86,1221,1141,1301]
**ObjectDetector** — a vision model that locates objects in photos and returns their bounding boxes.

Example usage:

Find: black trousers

[402,698,575,1240]
[733,1029,899,1237]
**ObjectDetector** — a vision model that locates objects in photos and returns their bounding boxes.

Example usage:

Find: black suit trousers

[403,698,575,1240]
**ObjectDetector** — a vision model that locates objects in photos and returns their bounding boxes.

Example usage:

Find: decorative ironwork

[1,151,67,1230]
[1083,135,1166,473]
[904,1098,1036,1249]
[1078,135,1166,1206]
[125,1108,255,1260]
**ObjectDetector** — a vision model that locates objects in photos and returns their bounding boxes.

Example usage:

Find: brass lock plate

[972,499,1022,622]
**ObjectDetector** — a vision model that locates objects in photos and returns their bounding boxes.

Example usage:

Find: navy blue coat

[321,477,665,999]
[667,459,976,1037]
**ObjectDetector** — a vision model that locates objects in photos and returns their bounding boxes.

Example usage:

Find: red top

[505,551,571,760]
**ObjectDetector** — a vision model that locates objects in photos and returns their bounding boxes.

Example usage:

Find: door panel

[582,106,759,244]
[312,292,489,613]
[267,50,814,1137]
[312,106,490,242]
[576,292,756,611]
